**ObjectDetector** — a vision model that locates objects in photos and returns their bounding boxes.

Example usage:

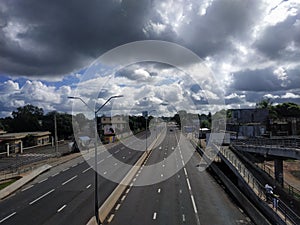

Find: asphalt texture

[0,132,152,225]
[109,126,254,225]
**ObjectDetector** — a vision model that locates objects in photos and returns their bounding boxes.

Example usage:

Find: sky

[0,0,300,118]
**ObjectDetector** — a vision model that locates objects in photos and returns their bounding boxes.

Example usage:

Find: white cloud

[281,92,300,99]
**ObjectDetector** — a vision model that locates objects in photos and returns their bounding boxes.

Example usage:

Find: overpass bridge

[232,138,300,187]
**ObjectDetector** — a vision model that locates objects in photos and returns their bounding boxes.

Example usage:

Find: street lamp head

[112,95,124,99]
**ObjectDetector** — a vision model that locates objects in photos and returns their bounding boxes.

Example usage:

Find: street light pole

[68,95,123,225]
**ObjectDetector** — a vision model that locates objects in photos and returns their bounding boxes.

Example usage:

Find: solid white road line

[21,185,34,192]
[29,189,55,205]
[62,175,77,186]
[0,212,16,223]
[57,204,66,213]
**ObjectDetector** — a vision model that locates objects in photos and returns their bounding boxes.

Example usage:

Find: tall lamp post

[68,95,123,225]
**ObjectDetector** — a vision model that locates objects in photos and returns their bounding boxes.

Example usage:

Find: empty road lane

[109,128,253,225]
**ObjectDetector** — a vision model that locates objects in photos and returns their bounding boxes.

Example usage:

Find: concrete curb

[86,129,165,225]
[0,164,52,200]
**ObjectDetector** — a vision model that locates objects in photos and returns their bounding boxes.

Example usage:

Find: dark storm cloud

[178,0,262,57]
[0,0,267,77]
[230,67,300,92]
[0,0,152,76]
[254,13,300,60]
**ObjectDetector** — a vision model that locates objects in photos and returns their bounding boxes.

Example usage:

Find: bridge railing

[232,140,300,201]
[232,138,300,149]
[218,146,299,225]
[256,162,300,201]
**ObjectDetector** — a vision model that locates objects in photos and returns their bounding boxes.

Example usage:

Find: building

[98,115,128,143]
[0,131,51,154]
[227,108,269,138]
[269,117,300,136]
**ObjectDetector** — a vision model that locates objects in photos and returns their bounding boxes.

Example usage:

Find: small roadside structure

[0,131,51,155]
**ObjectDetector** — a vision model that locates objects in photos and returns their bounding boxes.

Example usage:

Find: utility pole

[54,113,58,156]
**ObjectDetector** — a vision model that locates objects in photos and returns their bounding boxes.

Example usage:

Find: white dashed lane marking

[153,212,157,220]
[29,189,55,205]
[0,212,16,223]
[21,185,34,192]
[62,175,77,186]
[82,167,92,173]
[57,205,66,213]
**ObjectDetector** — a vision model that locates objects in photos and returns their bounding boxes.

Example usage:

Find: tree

[42,111,73,139]
[256,98,273,109]
[256,98,277,119]
[274,102,300,118]
[10,104,44,132]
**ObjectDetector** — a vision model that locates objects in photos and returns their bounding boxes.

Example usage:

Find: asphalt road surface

[0,132,153,225]
[109,127,254,225]
[0,127,253,225]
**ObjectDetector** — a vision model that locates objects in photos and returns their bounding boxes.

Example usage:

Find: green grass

[0,178,18,190]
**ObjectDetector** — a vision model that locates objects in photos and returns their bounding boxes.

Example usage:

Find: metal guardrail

[218,146,299,225]
[231,139,300,200]
[232,139,300,149]
[256,163,300,201]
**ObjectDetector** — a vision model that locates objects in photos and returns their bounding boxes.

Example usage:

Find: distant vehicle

[169,129,173,132]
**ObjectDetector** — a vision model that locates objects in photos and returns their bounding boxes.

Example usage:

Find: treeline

[0,105,73,139]
[256,99,300,119]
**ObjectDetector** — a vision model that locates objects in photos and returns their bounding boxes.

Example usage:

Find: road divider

[0,164,52,200]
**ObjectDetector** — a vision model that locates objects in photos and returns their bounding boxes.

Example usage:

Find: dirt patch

[264,160,300,190]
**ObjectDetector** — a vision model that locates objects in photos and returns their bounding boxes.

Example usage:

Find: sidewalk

[0,140,120,182]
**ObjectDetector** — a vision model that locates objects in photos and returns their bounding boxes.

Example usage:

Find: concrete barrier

[0,164,52,200]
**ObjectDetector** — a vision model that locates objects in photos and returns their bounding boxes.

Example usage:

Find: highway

[0,127,253,225]
[109,127,254,225]
[0,132,153,225]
